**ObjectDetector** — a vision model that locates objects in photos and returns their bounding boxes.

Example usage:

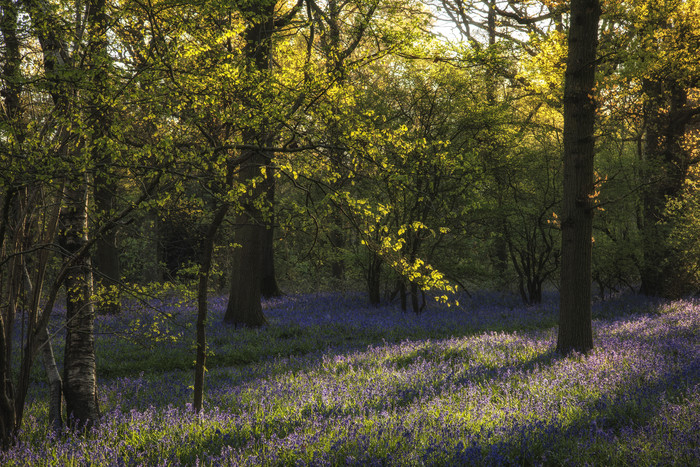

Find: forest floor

[2,291,699,465]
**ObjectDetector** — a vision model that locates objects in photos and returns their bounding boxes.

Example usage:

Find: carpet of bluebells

[2,291,699,465]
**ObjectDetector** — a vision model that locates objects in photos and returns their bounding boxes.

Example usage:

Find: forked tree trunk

[557,0,600,355]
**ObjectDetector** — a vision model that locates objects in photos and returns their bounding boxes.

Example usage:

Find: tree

[21,0,102,427]
[0,0,163,443]
[557,0,601,355]
[223,0,296,327]
[634,1,700,297]
[590,0,700,298]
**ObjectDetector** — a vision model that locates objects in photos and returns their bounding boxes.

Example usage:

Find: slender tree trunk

[329,218,346,285]
[194,203,229,412]
[367,252,382,306]
[143,209,163,283]
[557,0,600,355]
[485,1,512,289]
[60,182,100,428]
[38,327,63,434]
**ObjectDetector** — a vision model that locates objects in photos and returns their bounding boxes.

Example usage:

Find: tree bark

[557,0,600,355]
[194,203,229,412]
[224,1,276,327]
[224,157,268,327]
[60,182,100,428]
[0,0,21,447]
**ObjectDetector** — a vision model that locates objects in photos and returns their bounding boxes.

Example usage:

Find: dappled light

[3,0,700,461]
[2,293,697,465]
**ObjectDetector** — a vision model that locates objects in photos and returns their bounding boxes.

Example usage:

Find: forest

[0,0,699,464]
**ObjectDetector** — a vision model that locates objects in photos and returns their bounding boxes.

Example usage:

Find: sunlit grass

[3,292,698,465]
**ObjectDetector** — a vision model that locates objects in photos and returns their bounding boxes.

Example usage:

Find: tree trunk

[143,209,163,283]
[0,334,14,449]
[38,327,63,434]
[225,214,267,327]
[194,203,229,412]
[260,224,281,298]
[399,280,407,311]
[410,282,421,314]
[60,183,100,428]
[329,222,346,285]
[224,145,268,327]
[224,2,276,327]
[1,2,23,443]
[557,0,600,355]
[367,253,382,306]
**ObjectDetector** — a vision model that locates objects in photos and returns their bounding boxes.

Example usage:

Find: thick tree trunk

[224,145,268,327]
[60,183,100,428]
[410,282,420,314]
[225,222,267,326]
[557,0,600,355]
[1,2,22,442]
[224,2,275,326]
